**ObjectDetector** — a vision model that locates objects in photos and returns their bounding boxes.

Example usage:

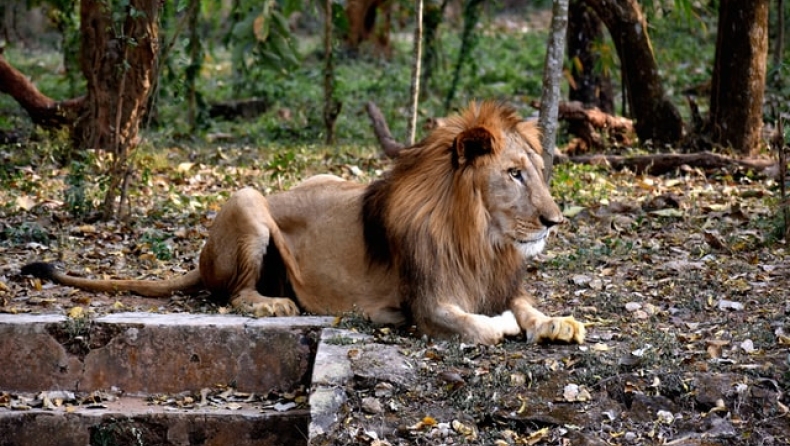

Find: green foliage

[551,163,613,207]
[64,158,96,219]
[139,230,173,260]
[2,222,50,245]
[226,0,300,90]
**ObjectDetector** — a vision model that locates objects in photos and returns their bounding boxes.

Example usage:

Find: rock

[629,393,678,423]
[361,397,383,414]
[703,416,736,439]
[693,374,736,409]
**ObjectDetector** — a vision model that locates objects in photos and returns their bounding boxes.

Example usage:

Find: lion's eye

[508,168,524,182]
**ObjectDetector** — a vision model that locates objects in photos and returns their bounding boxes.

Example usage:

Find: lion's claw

[531,316,586,344]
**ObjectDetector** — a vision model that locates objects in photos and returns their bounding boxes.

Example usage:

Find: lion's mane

[362,102,543,336]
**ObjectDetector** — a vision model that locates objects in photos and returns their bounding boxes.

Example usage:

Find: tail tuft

[21,262,57,280]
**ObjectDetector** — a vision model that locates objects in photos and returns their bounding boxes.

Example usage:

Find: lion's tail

[21,262,203,298]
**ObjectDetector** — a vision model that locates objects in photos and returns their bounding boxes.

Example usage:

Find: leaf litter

[0,146,788,444]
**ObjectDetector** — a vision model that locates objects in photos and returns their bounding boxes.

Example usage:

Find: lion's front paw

[249,298,300,317]
[528,316,586,344]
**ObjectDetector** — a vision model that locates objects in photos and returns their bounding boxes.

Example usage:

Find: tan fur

[24,102,585,345]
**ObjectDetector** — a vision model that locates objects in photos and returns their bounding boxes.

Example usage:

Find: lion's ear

[454,127,494,166]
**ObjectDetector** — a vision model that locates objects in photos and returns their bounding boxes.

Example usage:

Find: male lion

[23,102,585,345]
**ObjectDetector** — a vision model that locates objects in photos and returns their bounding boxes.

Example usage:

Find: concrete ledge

[0,313,333,394]
[0,406,310,446]
[308,328,417,444]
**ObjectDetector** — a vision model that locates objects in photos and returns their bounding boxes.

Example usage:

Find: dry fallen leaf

[524,426,550,445]
[67,306,84,319]
[16,195,37,211]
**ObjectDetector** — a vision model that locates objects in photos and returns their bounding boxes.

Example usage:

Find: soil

[0,152,788,445]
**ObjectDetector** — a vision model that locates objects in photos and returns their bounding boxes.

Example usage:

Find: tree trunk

[323,0,341,145]
[709,0,769,156]
[567,0,613,113]
[583,0,683,146]
[420,0,448,94]
[74,0,160,220]
[186,0,202,131]
[539,0,570,182]
[444,0,483,113]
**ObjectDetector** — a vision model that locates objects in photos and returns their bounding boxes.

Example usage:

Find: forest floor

[0,143,788,445]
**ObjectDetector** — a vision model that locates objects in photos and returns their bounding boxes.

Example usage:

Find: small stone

[361,397,383,414]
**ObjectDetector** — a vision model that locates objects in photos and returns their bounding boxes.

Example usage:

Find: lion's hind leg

[511,297,586,344]
[199,187,301,318]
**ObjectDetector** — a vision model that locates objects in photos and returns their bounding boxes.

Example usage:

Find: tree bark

[539,0,570,182]
[0,51,84,128]
[583,0,683,146]
[709,0,769,156]
[567,0,613,113]
[75,0,160,220]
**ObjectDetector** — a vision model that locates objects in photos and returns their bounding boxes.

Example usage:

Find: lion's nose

[539,214,564,228]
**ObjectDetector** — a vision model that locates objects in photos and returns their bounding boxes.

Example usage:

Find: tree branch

[0,51,84,128]
[366,101,405,159]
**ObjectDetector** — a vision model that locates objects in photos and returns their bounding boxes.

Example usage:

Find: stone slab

[308,328,419,443]
[0,313,333,394]
[0,404,310,446]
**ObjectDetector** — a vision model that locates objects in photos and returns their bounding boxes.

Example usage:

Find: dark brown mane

[362,102,538,324]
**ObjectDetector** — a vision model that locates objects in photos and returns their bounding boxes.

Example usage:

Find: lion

[22,101,585,345]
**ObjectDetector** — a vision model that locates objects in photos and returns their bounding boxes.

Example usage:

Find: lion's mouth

[512,231,548,258]
[514,230,548,245]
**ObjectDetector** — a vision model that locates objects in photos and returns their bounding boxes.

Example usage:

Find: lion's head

[363,101,564,329]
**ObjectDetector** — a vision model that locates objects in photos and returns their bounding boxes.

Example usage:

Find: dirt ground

[1,153,788,445]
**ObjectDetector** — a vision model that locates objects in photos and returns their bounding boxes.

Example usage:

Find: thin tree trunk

[539,0,570,182]
[75,0,160,220]
[567,0,613,113]
[583,0,683,146]
[408,0,424,145]
[420,0,448,94]
[323,0,341,144]
[186,0,202,131]
[444,0,483,113]
[710,0,769,156]
[775,0,785,68]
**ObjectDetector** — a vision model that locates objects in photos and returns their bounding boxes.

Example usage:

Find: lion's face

[481,125,564,259]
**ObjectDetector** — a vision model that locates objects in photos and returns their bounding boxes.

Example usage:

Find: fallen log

[561,151,777,175]
[532,100,634,152]
[208,98,269,121]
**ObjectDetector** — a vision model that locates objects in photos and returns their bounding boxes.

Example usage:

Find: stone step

[0,312,333,445]
[0,401,310,446]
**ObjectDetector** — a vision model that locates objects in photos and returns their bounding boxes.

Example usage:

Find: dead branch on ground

[560,151,776,176]
[365,101,404,158]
